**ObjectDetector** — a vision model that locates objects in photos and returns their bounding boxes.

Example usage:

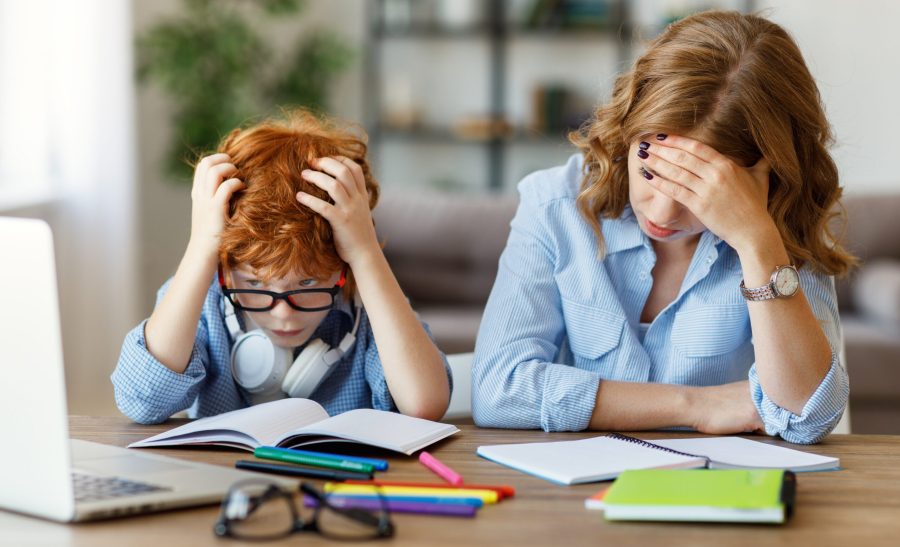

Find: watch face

[774,267,800,296]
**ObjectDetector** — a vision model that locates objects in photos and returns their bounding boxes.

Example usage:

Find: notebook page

[477,436,707,485]
[286,408,459,455]
[649,437,839,471]
[130,398,329,448]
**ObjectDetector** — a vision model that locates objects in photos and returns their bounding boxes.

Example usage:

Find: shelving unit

[364,0,752,192]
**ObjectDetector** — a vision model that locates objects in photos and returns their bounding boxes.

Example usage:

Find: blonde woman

[472,11,855,444]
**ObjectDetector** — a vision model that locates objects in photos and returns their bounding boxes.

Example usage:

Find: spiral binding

[605,433,710,464]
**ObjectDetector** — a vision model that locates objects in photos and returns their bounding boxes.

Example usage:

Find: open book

[476,433,839,485]
[129,398,459,456]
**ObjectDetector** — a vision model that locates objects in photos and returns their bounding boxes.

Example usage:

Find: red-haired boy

[113,111,451,424]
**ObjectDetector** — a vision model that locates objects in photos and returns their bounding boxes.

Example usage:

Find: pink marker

[418,451,464,486]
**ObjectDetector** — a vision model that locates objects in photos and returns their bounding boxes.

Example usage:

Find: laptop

[0,217,292,522]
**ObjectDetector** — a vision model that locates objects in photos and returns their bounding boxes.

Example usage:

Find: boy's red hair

[215,110,379,285]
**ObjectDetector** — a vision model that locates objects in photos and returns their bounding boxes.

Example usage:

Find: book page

[129,398,329,449]
[280,408,459,455]
[649,437,839,471]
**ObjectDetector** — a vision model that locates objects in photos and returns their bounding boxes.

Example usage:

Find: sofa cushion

[853,259,900,324]
[418,307,486,354]
[832,194,900,311]
[842,316,900,399]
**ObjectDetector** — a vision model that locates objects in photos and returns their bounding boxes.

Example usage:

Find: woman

[472,11,854,444]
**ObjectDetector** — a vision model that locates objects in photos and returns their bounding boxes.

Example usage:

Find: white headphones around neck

[222,290,362,404]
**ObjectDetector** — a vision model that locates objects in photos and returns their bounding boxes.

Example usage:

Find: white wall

[759,0,900,195]
[2,1,138,416]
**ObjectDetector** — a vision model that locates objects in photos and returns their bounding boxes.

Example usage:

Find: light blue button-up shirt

[112,277,452,424]
[472,154,848,444]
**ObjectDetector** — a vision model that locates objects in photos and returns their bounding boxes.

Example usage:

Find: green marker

[253,446,375,474]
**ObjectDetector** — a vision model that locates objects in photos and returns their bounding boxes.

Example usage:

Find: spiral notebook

[476,434,707,485]
[476,434,838,485]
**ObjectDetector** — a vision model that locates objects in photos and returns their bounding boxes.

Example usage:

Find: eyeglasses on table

[213,479,394,541]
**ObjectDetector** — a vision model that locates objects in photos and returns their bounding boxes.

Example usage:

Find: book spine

[780,471,797,518]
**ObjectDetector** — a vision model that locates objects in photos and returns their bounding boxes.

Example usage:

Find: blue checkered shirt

[112,277,451,424]
[472,154,848,444]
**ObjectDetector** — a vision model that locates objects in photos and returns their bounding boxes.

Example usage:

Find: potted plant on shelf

[137,0,354,180]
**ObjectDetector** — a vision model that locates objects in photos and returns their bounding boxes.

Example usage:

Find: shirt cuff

[750,352,849,444]
[111,320,208,423]
[540,364,601,432]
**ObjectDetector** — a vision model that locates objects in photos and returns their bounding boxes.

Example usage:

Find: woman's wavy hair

[570,10,856,275]
[214,109,379,294]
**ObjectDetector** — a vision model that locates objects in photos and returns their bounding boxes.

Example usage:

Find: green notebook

[601,469,796,523]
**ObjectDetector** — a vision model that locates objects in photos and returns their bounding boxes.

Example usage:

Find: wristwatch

[740,265,800,301]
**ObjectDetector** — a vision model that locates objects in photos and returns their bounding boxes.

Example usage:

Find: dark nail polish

[639,141,650,150]
[656,133,667,140]
[637,149,649,159]
[641,168,653,180]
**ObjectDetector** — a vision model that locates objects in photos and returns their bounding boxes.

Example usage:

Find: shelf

[367,0,631,191]
[375,25,492,39]
[376,24,621,40]
[378,128,572,145]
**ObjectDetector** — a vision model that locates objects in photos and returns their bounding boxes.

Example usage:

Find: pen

[254,446,375,474]
[275,447,389,471]
[419,451,463,486]
[344,479,516,499]
[235,460,373,481]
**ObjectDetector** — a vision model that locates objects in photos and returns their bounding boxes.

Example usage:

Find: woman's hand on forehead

[635,133,773,252]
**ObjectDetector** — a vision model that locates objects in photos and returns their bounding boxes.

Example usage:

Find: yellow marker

[323,483,499,504]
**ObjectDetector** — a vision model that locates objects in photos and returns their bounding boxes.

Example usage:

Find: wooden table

[1,417,899,546]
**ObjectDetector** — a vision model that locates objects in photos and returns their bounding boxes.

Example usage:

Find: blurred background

[1,0,898,432]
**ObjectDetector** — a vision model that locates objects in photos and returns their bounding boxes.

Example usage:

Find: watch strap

[740,279,778,301]
[740,264,798,301]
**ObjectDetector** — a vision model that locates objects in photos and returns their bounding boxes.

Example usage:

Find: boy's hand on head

[636,134,775,253]
[297,156,380,267]
[189,153,245,258]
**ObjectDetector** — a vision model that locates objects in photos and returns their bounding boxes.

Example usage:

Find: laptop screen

[0,217,76,521]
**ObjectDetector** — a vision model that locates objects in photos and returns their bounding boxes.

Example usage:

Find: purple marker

[304,495,477,518]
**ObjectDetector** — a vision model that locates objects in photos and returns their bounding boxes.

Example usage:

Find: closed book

[600,469,796,523]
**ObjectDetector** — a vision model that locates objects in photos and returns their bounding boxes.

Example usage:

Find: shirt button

[639,272,648,280]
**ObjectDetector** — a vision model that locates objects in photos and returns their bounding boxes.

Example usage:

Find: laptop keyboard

[72,472,171,502]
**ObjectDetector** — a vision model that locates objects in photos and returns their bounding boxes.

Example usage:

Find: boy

[113,110,451,424]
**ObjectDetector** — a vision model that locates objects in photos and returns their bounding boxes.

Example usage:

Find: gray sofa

[833,194,900,433]
[374,191,519,354]
[375,191,900,433]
